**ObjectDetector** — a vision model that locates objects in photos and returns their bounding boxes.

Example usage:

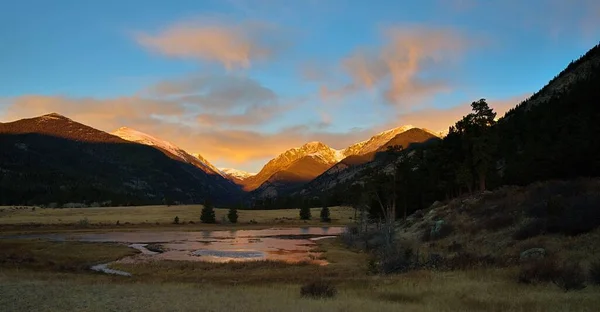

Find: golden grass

[0,205,354,232]
[1,267,599,312]
[0,237,599,311]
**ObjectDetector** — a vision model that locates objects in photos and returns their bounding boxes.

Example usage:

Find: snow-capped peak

[111,127,224,177]
[220,168,255,180]
[342,125,415,156]
[113,127,188,160]
[39,113,70,121]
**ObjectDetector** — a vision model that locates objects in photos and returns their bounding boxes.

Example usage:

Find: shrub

[589,260,600,285]
[484,214,515,231]
[445,252,497,270]
[200,200,216,224]
[422,220,453,242]
[555,194,600,235]
[370,244,416,274]
[173,216,179,224]
[116,220,120,226]
[518,258,559,284]
[300,280,337,299]
[513,219,545,240]
[78,217,89,227]
[145,244,165,253]
[227,207,238,224]
[553,262,586,291]
[447,241,463,253]
[527,193,600,236]
[299,205,311,220]
[340,225,360,247]
[320,206,331,222]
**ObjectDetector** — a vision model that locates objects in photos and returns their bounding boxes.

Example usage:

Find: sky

[1,0,599,172]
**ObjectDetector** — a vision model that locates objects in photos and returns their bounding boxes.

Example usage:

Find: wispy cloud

[135,19,287,69]
[315,26,474,107]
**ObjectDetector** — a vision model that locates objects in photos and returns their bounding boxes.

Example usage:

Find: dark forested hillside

[0,114,241,206]
[498,43,600,185]
[259,42,600,216]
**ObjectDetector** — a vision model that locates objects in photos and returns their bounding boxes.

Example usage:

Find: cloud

[395,94,529,133]
[146,74,278,116]
[196,103,293,127]
[2,73,289,135]
[318,26,472,107]
[3,95,184,130]
[135,19,286,69]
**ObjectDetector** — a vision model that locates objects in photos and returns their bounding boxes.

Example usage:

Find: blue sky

[1,0,599,172]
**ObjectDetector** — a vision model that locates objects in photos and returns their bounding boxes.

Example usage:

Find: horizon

[1,0,599,172]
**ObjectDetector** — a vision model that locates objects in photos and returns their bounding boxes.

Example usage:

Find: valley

[2,3,600,311]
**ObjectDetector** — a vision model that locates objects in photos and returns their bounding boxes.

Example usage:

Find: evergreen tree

[200,199,216,224]
[320,205,331,222]
[227,207,238,223]
[299,203,312,220]
[454,99,497,192]
[173,216,179,224]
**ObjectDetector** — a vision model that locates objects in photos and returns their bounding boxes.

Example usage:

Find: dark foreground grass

[0,239,137,272]
[1,237,599,311]
[1,268,599,312]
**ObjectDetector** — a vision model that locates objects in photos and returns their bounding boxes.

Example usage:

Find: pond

[13,227,344,266]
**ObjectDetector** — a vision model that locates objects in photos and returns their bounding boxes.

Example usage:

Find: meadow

[1,202,600,311]
[1,238,599,312]
[0,205,354,232]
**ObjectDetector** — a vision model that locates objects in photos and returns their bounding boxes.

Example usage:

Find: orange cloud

[319,26,473,107]
[135,19,285,69]
[3,95,184,130]
[0,92,529,171]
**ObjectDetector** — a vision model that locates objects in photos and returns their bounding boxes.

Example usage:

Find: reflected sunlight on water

[14,227,343,265]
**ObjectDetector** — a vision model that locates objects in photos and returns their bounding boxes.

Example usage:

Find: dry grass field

[1,238,599,312]
[0,205,354,232]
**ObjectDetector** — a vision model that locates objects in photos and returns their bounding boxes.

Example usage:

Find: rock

[412,209,424,219]
[91,263,131,276]
[431,201,443,208]
[430,220,445,238]
[520,248,546,262]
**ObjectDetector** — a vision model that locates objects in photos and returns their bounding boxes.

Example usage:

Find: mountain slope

[343,125,415,156]
[112,127,224,177]
[252,155,335,198]
[0,114,240,206]
[240,141,343,191]
[220,168,255,185]
[279,42,600,210]
[251,127,437,200]
[292,128,439,197]
[498,42,600,185]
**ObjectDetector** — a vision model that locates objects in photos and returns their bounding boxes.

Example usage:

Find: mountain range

[0,112,436,206]
[2,42,598,207]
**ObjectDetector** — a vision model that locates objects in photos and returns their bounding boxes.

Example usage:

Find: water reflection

[11,227,343,265]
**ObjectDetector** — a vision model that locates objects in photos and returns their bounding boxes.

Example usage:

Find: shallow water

[14,227,344,265]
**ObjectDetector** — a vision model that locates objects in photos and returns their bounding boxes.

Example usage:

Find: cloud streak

[317,26,472,107]
[135,19,286,70]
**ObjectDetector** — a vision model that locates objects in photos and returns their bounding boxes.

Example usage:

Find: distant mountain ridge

[250,127,438,198]
[0,113,241,206]
[220,168,255,184]
[112,127,224,178]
